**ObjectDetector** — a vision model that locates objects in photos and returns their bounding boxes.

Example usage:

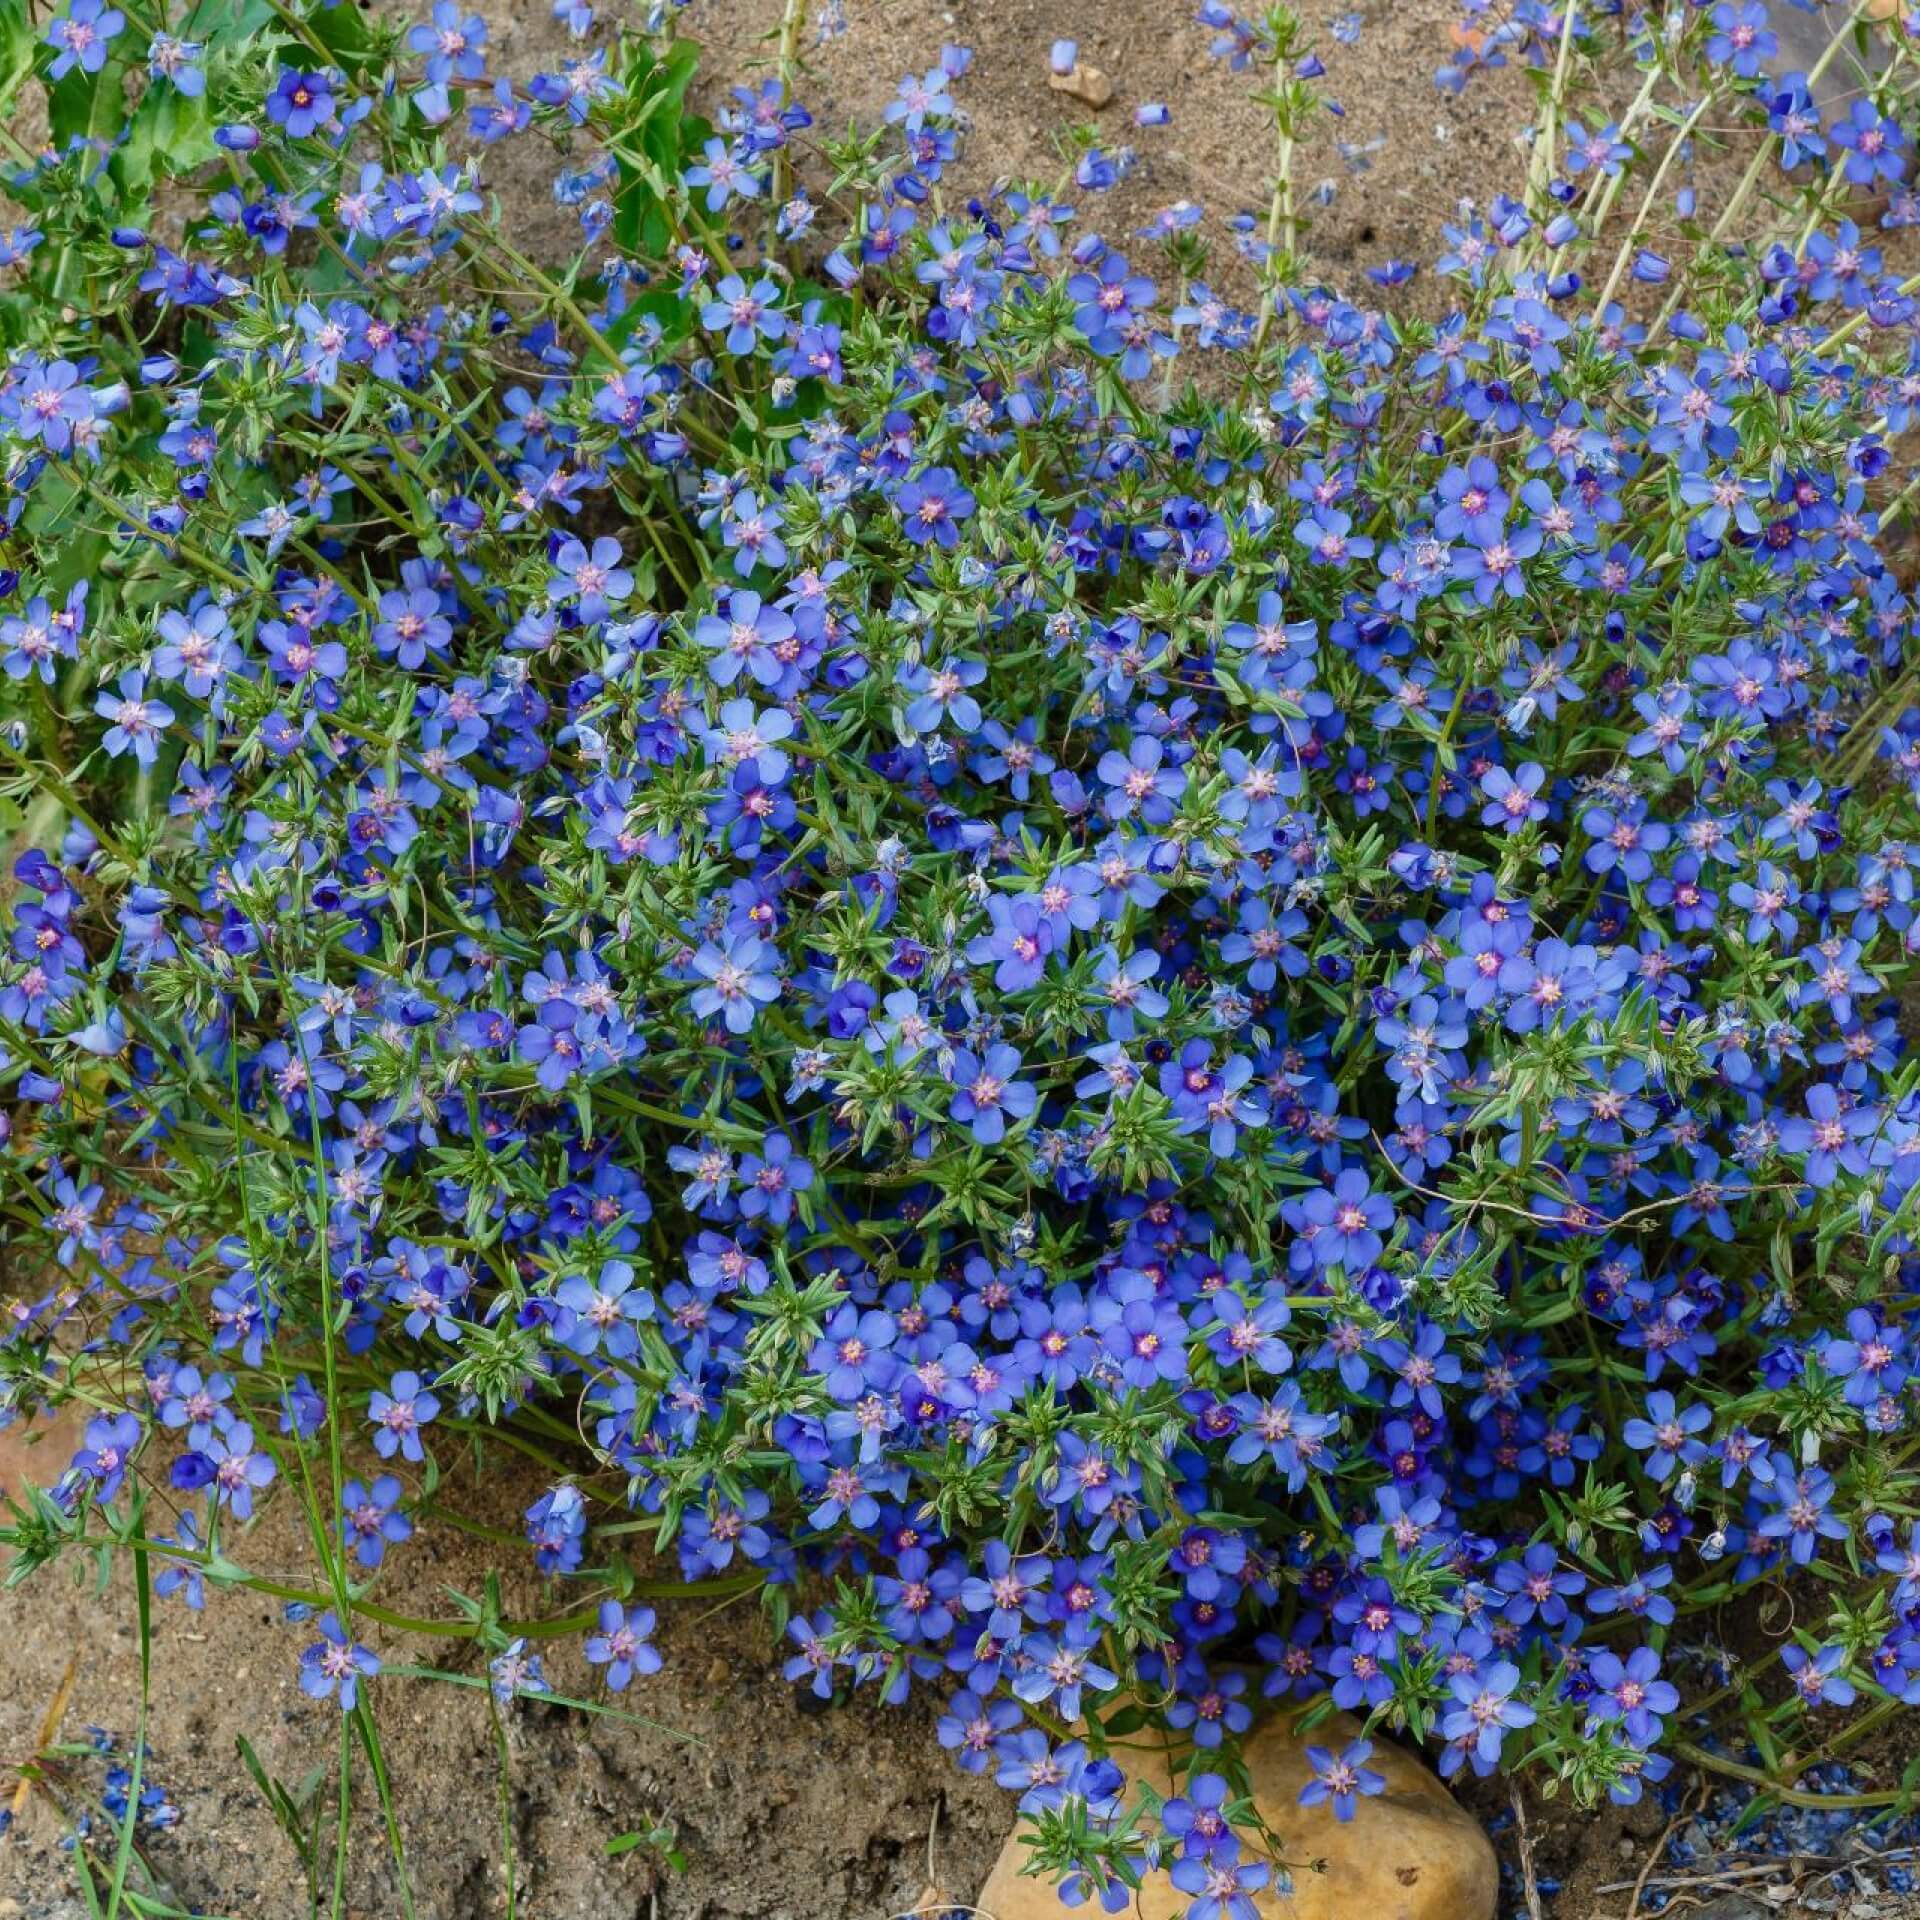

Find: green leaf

[0,0,36,85]
[304,0,380,74]
[610,37,703,258]
[113,84,216,204]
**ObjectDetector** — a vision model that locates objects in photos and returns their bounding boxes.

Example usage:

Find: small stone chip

[1047,64,1114,108]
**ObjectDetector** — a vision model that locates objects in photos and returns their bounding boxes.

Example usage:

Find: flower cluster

[4,0,1920,1910]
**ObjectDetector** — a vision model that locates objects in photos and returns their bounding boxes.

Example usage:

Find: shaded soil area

[0,1407,1010,1920]
[1475,1773,1920,1920]
[8,1395,1917,1919]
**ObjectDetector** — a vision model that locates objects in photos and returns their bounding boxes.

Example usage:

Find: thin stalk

[1673,1739,1913,1810]
[1532,0,1581,221]
[1247,32,1300,369]
[1592,90,1719,317]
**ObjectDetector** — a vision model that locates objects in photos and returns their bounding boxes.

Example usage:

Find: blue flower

[683,137,761,212]
[1299,1738,1386,1821]
[690,932,781,1033]
[1297,1169,1393,1272]
[1783,1642,1856,1709]
[1097,733,1185,824]
[74,1411,142,1503]
[549,536,632,625]
[3,359,97,451]
[1010,1632,1116,1721]
[737,1130,813,1227]
[1441,1660,1537,1767]
[700,275,787,354]
[1097,1275,1189,1388]
[300,1612,379,1709]
[1832,100,1909,188]
[1479,761,1547,832]
[368,1370,440,1462]
[936,1688,1023,1773]
[948,1043,1036,1145]
[489,1639,550,1705]
[406,1,486,86]
[204,1420,275,1519]
[554,1259,654,1359]
[898,655,986,733]
[895,466,976,548]
[1622,1391,1711,1482]
[46,0,124,78]
[267,67,335,138]
[695,590,795,689]
[1778,1086,1883,1189]
[584,1600,662,1690]
[1168,1844,1269,1920]
[341,1474,412,1568]
[969,894,1055,992]
[94,670,174,766]
[1820,1308,1908,1409]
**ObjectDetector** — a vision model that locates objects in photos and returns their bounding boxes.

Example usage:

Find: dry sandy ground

[0,1404,1012,1920]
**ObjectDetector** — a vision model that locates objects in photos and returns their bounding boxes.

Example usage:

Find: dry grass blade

[7,1646,78,1823]
[1511,1781,1545,1920]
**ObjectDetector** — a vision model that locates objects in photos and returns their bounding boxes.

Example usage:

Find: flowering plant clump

[5,0,1920,1904]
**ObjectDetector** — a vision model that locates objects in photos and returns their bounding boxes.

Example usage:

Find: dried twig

[6,1648,78,1823]
[1598,1859,1817,1897]
[1624,1779,1704,1920]
[1805,1834,1918,1893]
[1510,1781,1546,1920]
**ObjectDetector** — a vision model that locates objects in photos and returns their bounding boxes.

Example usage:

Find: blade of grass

[10,1648,79,1825]
[104,1515,153,1920]
[379,1663,702,1740]
[487,1696,519,1920]
[351,1702,418,1920]
[331,1715,351,1920]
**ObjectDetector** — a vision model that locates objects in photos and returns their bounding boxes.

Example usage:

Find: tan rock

[1046,64,1114,109]
[0,1399,85,1503]
[975,1709,1496,1920]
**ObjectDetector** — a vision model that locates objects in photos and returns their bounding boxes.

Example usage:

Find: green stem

[1592,90,1719,317]
[1531,0,1580,222]
[1673,1739,1912,1810]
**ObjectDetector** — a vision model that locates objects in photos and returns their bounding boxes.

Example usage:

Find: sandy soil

[678,0,1541,312]
[0,1404,1011,1920]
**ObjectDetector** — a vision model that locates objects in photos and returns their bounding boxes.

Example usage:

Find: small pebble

[1048,64,1114,107]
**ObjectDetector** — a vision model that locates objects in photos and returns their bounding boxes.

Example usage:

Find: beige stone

[974,1709,1496,1920]
[1046,64,1114,108]
[0,1399,84,1504]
